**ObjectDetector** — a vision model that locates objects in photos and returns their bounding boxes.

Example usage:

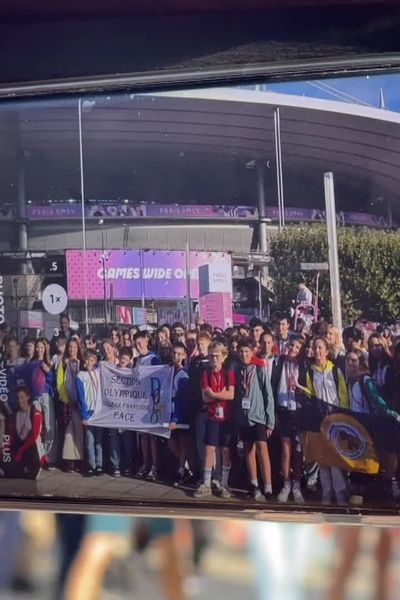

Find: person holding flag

[293,337,349,505]
[346,349,400,500]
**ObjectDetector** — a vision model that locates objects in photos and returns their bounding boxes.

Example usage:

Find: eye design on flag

[325,421,366,460]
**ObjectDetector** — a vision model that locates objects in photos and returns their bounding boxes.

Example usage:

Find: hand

[169,422,177,430]
[266,428,273,439]
[82,420,89,426]
[289,374,299,390]
[204,387,215,399]
[395,414,400,422]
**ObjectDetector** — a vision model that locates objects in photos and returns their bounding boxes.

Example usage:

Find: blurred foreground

[1,512,400,599]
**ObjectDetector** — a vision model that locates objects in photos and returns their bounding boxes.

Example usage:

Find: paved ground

[1,469,399,522]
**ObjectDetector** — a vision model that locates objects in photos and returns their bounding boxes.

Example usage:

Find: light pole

[324,172,343,331]
[99,225,109,327]
[78,98,89,334]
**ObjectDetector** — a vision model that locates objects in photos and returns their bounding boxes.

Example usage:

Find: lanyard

[241,366,254,398]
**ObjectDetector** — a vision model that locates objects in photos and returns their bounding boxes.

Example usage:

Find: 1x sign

[42,284,68,315]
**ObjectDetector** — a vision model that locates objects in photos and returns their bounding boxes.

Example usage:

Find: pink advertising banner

[66,250,232,301]
[199,293,233,330]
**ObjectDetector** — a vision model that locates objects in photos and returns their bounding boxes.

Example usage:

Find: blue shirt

[136,352,160,367]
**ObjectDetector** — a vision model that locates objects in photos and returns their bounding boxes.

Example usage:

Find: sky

[265,74,400,112]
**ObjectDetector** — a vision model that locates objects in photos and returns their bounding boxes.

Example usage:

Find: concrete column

[257,161,268,254]
[17,152,28,276]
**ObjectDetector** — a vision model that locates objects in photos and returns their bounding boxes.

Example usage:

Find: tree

[268,225,400,324]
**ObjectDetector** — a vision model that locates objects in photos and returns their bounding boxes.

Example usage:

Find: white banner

[88,362,174,438]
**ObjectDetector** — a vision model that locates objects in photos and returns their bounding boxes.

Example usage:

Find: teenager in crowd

[109,346,136,477]
[158,341,173,365]
[185,329,199,362]
[346,348,400,500]
[386,342,400,413]
[273,335,307,504]
[346,349,399,419]
[128,325,139,348]
[31,338,57,467]
[188,331,212,482]
[156,325,170,345]
[295,337,349,505]
[169,343,191,486]
[259,331,278,383]
[51,336,67,370]
[134,332,161,480]
[57,339,85,472]
[111,327,123,349]
[2,385,45,479]
[258,330,282,489]
[194,342,236,499]
[5,338,25,368]
[342,325,368,359]
[236,338,275,501]
[77,350,103,477]
[59,313,75,340]
[275,315,293,356]
[100,339,120,475]
[326,324,346,371]
[22,337,36,362]
[122,330,132,348]
[171,322,186,345]
[238,325,250,338]
[368,332,392,400]
[228,336,241,371]
[249,318,265,353]
[83,334,97,352]
[134,331,160,367]
[101,339,118,365]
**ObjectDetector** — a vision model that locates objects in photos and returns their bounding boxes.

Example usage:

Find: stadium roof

[0,87,398,221]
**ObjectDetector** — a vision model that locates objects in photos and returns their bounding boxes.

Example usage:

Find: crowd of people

[1,310,400,506]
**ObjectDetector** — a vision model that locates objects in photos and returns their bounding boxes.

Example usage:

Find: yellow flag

[302,413,380,474]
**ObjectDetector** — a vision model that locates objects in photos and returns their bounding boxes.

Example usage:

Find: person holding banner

[109,346,136,477]
[169,343,191,487]
[194,342,236,499]
[134,331,161,481]
[57,339,85,473]
[77,350,103,477]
